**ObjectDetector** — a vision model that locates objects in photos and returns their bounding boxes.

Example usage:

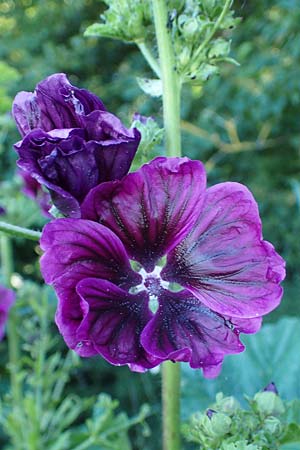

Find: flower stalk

[152,0,181,158]
[0,235,21,406]
[0,221,42,241]
[152,0,182,448]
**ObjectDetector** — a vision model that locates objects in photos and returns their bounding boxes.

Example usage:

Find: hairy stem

[152,0,181,157]
[0,221,42,241]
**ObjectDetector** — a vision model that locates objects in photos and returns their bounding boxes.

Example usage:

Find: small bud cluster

[85,0,239,88]
[182,384,294,450]
[170,0,239,84]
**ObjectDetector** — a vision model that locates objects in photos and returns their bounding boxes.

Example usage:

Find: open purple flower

[12,73,141,218]
[40,157,285,377]
[0,285,15,340]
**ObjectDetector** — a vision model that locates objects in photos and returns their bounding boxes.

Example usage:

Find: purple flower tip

[13,73,141,218]
[0,206,6,216]
[263,382,279,395]
[132,113,155,125]
[40,157,285,375]
[0,285,16,340]
[206,409,217,419]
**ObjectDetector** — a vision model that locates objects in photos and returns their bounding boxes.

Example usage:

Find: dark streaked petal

[40,218,140,288]
[12,91,41,137]
[83,110,141,181]
[141,289,251,377]
[75,279,162,368]
[82,157,206,271]
[15,128,97,218]
[162,182,285,318]
[36,73,105,131]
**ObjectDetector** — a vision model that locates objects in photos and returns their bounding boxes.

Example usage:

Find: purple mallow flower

[0,285,15,340]
[12,73,141,218]
[40,157,285,377]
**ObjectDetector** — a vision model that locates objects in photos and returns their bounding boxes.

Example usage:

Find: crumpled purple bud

[12,73,141,218]
[0,285,15,340]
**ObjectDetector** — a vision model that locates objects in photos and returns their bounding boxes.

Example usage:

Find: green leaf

[182,318,300,419]
[280,423,300,444]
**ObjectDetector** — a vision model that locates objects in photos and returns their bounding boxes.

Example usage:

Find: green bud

[202,412,232,438]
[214,393,240,415]
[253,391,285,417]
[208,38,231,59]
[178,47,191,69]
[263,416,283,437]
[221,441,261,450]
[182,18,199,40]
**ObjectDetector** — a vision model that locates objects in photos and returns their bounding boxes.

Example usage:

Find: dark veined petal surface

[40,219,141,355]
[162,182,285,318]
[82,157,206,271]
[76,278,162,368]
[141,289,260,377]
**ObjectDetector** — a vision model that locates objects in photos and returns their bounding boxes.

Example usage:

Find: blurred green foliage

[0,0,300,449]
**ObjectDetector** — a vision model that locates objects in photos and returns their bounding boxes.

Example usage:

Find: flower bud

[263,382,278,395]
[263,416,283,437]
[202,412,231,439]
[254,391,285,417]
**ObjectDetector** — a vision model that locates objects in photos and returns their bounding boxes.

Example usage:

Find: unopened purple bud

[206,408,217,419]
[132,112,155,124]
[0,206,6,216]
[263,382,278,395]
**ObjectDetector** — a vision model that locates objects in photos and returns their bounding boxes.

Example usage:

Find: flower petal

[84,110,141,181]
[141,289,249,377]
[12,91,41,137]
[75,278,162,368]
[82,157,206,271]
[0,285,15,340]
[40,218,140,287]
[35,73,106,131]
[162,182,285,318]
[40,219,142,355]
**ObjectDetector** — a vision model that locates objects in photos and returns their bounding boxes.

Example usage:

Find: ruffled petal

[35,73,106,131]
[82,157,206,271]
[141,289,252,377]
[162,182,285,318]
[12,91,41,137]
[84,110,141,181]
[75,278,162,368]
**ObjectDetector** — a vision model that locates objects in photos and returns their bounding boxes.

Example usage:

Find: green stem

[0,221,42,241]
[161,362,181,450]
[152,0,181,157]
[193,0,232,62]
[152,1,182,449]
[137,42,161,78]
[0,236,21,405]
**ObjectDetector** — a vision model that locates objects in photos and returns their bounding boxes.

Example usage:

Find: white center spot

[132,266,169,314]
